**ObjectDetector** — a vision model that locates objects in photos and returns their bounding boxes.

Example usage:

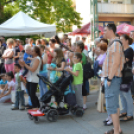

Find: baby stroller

[28,71,83,123]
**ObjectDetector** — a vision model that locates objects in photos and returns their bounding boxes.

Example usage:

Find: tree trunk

[0,4,4,18]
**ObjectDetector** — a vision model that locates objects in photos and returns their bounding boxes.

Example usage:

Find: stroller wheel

[46,109,58,122]
[33,116,39,123]
[28,113,33,120]
[75,108,84,117]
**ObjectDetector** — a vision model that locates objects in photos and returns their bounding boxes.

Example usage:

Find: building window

[103,0,108,3]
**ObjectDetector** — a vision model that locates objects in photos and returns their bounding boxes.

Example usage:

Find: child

[50,63,59,83]
[65,52,83,107]
[12,64,25,110]
[0,71,15,103]
[0,74,7,90]
[22,45,32,77]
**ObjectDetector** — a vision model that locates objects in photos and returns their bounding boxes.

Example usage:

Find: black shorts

[82,80,87,96]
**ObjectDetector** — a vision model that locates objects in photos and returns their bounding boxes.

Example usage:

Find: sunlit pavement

[0,90,133,134]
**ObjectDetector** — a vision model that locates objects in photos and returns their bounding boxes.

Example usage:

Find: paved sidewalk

[0,91,134,134]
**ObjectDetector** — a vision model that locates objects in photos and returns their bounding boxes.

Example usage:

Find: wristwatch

[107,78,112,82]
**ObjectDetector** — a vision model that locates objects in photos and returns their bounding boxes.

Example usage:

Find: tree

[0,0,82,32]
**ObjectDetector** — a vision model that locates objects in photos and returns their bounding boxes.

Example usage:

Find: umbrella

[69,22,104,35]
[117,23,134,35]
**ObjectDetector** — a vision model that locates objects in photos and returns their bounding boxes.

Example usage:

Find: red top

[47,50,53,64]
[19,45,24,52]
[84,45,88,51]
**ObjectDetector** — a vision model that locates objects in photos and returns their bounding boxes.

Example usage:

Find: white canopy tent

[0,11,56,37]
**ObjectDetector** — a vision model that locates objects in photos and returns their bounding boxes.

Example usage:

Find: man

[0,36,7,48]
[130,31,134,51]
[82,37,88,51]
[102,24,125,134]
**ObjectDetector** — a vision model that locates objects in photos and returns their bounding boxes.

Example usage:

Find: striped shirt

[102,40,125,78]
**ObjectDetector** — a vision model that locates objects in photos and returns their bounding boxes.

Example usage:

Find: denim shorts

[104,77,121,115]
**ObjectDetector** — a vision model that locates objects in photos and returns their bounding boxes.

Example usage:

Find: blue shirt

[130,43,134,51]
[0,79,7,85]
[23,53,32,64]
[2,43,7,48]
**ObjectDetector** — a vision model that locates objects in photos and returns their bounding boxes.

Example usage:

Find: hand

[107,81,111,87]
[101,81,104,86]
[19,60,25,66]
[45,46,50,52]
[132,68,134,74]
[64,68,70,72]
[47,67,53,71]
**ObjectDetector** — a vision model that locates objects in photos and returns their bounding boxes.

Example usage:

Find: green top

[15,73,21,91]
[82,52,87,65]
[72,62,83,85]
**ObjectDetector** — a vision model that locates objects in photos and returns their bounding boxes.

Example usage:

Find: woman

[41,39,48,46]
[47,48,66,77]
[0,39,6,74]
[54,35,61,48]
[19,46,42,109]
[96,43,107,112]
[120,34,133,122]
[2,38,14,73]
[36,39,42,46]
[38,45,48,98]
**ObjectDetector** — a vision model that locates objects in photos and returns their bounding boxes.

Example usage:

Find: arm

[43,53,48,64]
[0,86,12,98]
[27,57,34,61]
[65,68,79,77]
[24,58,40,72]
[55,62,65,71]
[45,47,54,57]
[0,84,8,96]
[2,51,14,59]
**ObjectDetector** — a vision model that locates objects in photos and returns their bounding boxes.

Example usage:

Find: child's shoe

[19,106,25,110]
[11,107,19,110]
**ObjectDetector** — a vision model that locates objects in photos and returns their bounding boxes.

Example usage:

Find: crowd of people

[0,23,134,134]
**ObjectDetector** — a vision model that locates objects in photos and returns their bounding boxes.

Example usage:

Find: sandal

[104,129,114,134]
[119,113,127,118]
[105,129,123,134]
[120,116,133,122]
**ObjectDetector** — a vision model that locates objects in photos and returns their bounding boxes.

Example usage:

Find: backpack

[83,59,94,80]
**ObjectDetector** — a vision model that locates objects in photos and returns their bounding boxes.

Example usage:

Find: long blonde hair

[53,48,64,67]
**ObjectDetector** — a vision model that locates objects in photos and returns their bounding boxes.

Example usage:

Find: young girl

[0,71,15,103]
[47,48,66,78]
[0,74,7,90]
[2,38,14,73]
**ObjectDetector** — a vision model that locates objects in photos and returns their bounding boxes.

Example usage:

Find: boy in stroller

[28,71,83,123]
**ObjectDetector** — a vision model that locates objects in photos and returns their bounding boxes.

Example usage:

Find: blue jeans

[15,90,25,108]
[120,89,133,116]
[26,89,32,106]
[85,80,90,94]
[39,72,48,98]
[104,77,121,115]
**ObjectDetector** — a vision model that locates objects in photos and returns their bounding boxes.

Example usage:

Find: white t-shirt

[27,56,41,83]
[15,72,26,91]
[7,80,15,90]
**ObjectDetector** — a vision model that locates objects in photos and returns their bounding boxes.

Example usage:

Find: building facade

[72,0,134,26]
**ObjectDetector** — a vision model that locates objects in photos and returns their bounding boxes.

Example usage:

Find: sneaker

[19,106,25,110]
[11,107,19,110]
[25,104,31,108]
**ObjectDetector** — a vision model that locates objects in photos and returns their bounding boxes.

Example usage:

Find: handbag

[122,64,133,84]
[120,83,131,92]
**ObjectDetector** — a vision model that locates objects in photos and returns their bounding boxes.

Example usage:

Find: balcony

[98,3,134,14]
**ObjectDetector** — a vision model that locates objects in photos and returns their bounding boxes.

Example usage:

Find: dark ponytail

[33,46,43,71]
[121,34,133,45]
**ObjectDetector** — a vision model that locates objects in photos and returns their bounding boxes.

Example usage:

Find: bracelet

[107,78,112,82]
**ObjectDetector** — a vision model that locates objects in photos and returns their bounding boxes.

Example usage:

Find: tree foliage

[0,0,82,32]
